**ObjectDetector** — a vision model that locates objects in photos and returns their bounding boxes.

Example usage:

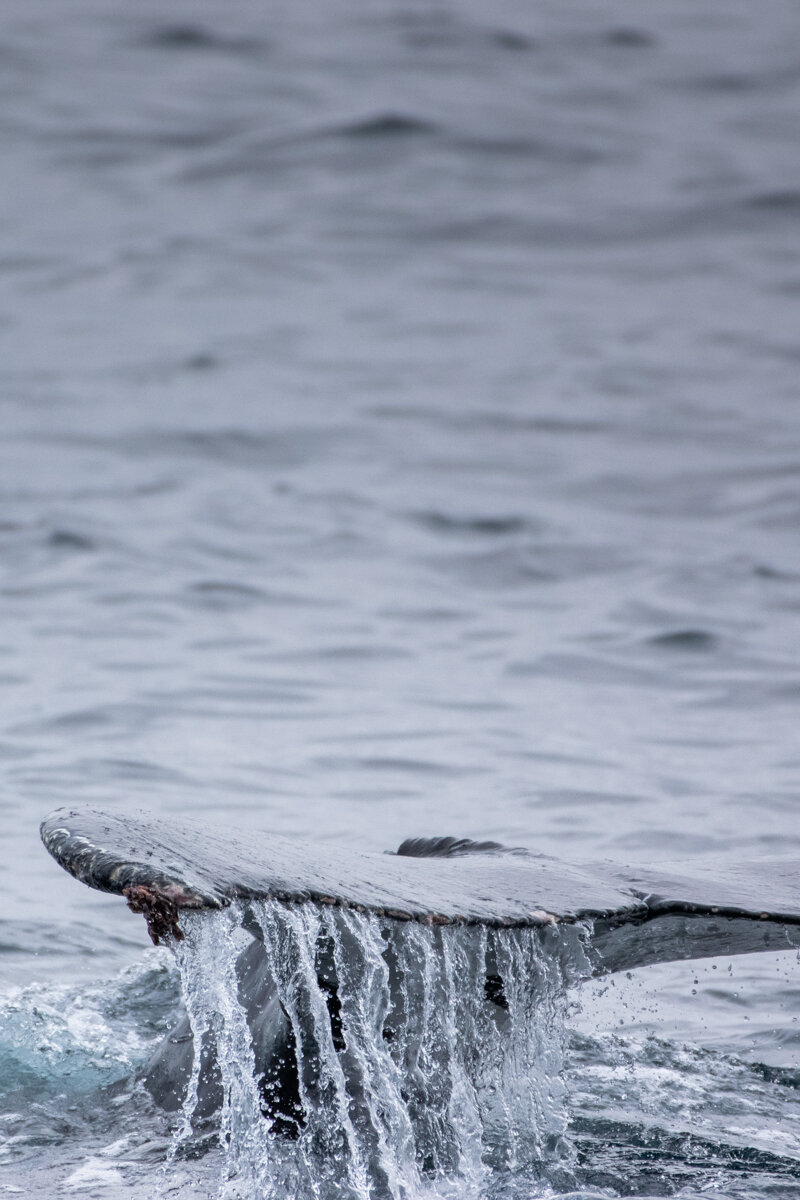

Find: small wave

[136,23,264,57]
[602,27,657,48]
[432,542,630,590]
[183,580,270,612]
[121,426,339,470]
[410,511,529,537]
[647,629,719,651]
[567,1027,800,1189]
[341,114,437,140]
[746,189,800,215]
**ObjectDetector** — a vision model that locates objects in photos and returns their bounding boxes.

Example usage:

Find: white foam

[63,1158,125,1191]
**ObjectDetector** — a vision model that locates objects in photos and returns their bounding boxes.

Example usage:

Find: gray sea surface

[1,0,799,1195]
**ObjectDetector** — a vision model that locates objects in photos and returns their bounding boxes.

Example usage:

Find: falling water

[170,903,593,1200]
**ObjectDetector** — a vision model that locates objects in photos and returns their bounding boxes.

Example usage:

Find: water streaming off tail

[171,903,592,1199]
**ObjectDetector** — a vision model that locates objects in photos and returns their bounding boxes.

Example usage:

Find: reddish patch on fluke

[123,884,188,945]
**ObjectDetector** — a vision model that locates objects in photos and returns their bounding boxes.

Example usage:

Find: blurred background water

[1,0,799,1195]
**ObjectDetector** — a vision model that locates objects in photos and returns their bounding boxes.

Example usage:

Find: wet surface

[1,0,799,1194]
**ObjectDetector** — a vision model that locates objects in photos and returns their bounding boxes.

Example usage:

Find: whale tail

[39,805,800,1174]
[40,806,800,971]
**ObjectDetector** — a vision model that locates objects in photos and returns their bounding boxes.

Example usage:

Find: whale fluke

[40,806,800,971]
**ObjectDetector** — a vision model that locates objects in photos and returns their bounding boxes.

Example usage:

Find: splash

[0,954,176,1098]
[170,902,592,1199]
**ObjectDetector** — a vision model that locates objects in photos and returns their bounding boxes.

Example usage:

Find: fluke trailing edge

[40,806,800,973]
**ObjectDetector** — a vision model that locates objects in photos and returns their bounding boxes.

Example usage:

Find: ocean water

[1,0,799,1195]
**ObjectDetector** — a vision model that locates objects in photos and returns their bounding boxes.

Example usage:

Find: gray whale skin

[40,806,800,1124]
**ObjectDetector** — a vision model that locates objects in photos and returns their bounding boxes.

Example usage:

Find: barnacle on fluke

[122,884,190,944]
